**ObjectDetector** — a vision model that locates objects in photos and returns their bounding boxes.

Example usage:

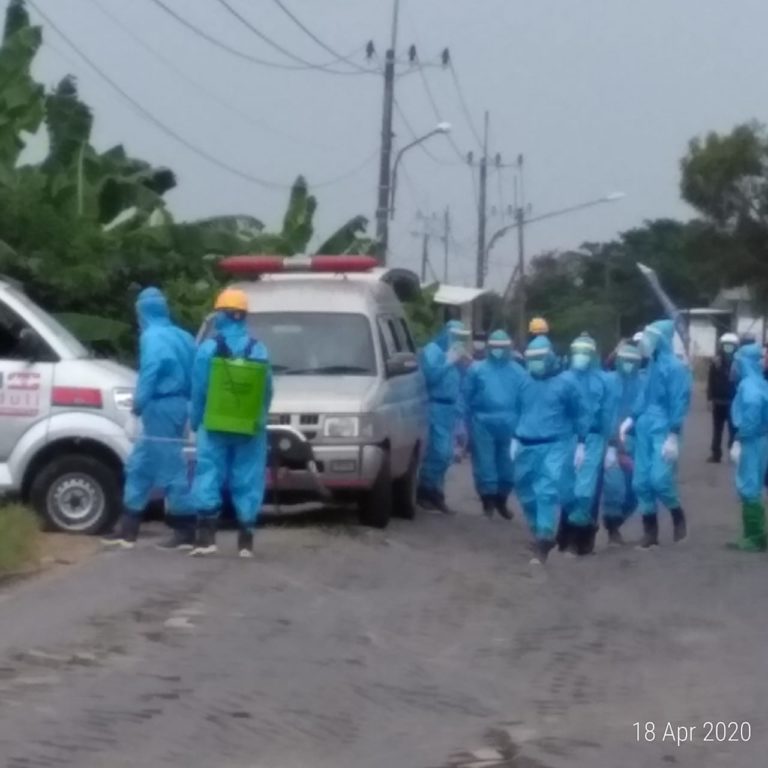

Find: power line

[448,61,483,149]
[87,0,330,150]
[149,0,374,76]
[270,0,369,72]
[29,0,376,191]
[215,0,370,75]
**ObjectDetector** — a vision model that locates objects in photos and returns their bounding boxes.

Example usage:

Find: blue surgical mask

[489,348,505,360]
[571,353,591,371]
[527,359,546,376]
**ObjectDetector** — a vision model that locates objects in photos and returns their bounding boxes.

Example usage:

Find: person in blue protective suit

[559,333,614,556]
[417,320,471,513]
[601,341,645,545]
[188,288,273,558]
[464,330,523,520]
[102,287,196,550]
[511,335,589,564]
[620,319,692,549]
[727,343,768,551]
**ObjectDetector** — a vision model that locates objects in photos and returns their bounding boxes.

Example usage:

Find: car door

[0,299,56,465]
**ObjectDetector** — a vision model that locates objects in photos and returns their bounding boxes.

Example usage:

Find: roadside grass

[0,504,41,576]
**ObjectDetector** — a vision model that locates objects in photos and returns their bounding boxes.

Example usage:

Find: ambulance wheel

[358,460,392,529]
[30,455,120,535]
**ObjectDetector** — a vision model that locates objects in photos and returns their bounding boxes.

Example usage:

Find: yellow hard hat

[528,317,549,335]
[214,288,248,313]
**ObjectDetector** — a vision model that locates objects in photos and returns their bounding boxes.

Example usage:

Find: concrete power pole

[515,154,527,347]
[374,0,400,265]
[475,110,489,289]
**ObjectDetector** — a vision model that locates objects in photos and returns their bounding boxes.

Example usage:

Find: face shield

[571,353,591,371]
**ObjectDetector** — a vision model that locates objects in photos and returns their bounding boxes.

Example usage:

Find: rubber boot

[579,525,598,556]
[556,517,571,552]
[190,517,218,557]
[481,495,496,519]
[604,518,625,547]
[728,501,768,552]
[434,491,456,516]
[416,488,437,511]
[670,507,687,543]
[101,513,141,550]
[156,517,196,551]
[238,528,255,558]
[494,494,513,521]
[637,514,659,550]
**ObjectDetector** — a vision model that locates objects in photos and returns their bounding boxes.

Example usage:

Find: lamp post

[487,191,627,345]
[388,122,451,224]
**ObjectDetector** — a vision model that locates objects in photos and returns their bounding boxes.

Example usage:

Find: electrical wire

[448,61,483,149]
[149,0,375,75]
[270,0,370,72]
[215,0,372,75]
[87,0,331,150]
[29,0,377,191]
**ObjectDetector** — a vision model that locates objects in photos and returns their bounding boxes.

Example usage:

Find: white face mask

[571,353,591,371]
[527,358,546,376]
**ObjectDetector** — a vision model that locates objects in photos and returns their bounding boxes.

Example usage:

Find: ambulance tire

[31,455,121,535]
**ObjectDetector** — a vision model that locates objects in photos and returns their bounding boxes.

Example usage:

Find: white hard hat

[720,332,739,345]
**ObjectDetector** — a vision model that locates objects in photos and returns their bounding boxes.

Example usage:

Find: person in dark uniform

[707,333,738,463]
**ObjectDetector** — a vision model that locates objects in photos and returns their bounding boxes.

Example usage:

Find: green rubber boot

[728,501,767,552]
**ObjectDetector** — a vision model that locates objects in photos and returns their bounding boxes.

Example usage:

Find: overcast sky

[22,0,768,289]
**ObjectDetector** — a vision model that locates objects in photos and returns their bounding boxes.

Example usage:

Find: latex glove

[604,446,618,470]
[574,442,586,470]
[619,417,634,445]
[509,438,520,462]
[446,346,461,365]
[730,440,742,465]
[661,433,679,463]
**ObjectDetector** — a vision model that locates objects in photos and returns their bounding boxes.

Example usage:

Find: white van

[0,277,136,533]
[197,262,428,528]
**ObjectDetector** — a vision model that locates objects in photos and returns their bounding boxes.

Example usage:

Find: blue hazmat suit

[513,336,589,541]
[632,319,692,515]
[464,331,523,499]
[190,311,273,528]
[562,336,613,527]
[418,321,466,496]
[123,288,196,516]
[731,344,768,502]
[602,348,645,525]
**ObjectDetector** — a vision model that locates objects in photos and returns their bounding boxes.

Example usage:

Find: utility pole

[515,154,527,347]
[375,0,400,265]
[420,230,430,282]
[475,110,489,289]
[442,206,451,282]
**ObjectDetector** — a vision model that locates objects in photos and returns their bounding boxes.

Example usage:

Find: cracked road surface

[0,401,765,767]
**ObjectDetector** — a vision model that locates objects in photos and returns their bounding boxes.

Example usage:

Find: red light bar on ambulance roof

[218,254,378,277]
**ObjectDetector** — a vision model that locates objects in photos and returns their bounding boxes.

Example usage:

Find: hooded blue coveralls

[464,330,523,505]
[418,321,465,501]
[189,311,273,528]
[562,334,613,531]
[123,288,195,517]
[513,336,588,544]
[632,319,692,518]
[602,344,644,528]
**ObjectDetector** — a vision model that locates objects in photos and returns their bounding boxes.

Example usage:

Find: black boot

[190,517,218,556]
[670,507,687,543]
[481,495,496,518]
[556,517,571,552]
[530,538,555,564]
[577,526,597,556]
[494,494,513,521]
[156,517,196,551]
[237,528,254,558]
[101,513,141,549]
[434,491,455,516]
[604,519,625,547]
[416,488,437,510]
[637,515,659,550]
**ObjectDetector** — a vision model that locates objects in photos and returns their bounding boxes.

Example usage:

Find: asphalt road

[0,397,765,768]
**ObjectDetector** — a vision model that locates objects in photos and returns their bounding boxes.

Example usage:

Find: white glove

[446,346,461,365]
[661,433,679,463]
[604,446,618,469]
[574,442,586,470]
[509,438,520,462]
[619,417,634,445]
[730,440,742,465]
[124,414,141,440]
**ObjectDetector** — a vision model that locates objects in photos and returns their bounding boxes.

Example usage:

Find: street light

[389,122,451,222]
[486,190,626,345]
